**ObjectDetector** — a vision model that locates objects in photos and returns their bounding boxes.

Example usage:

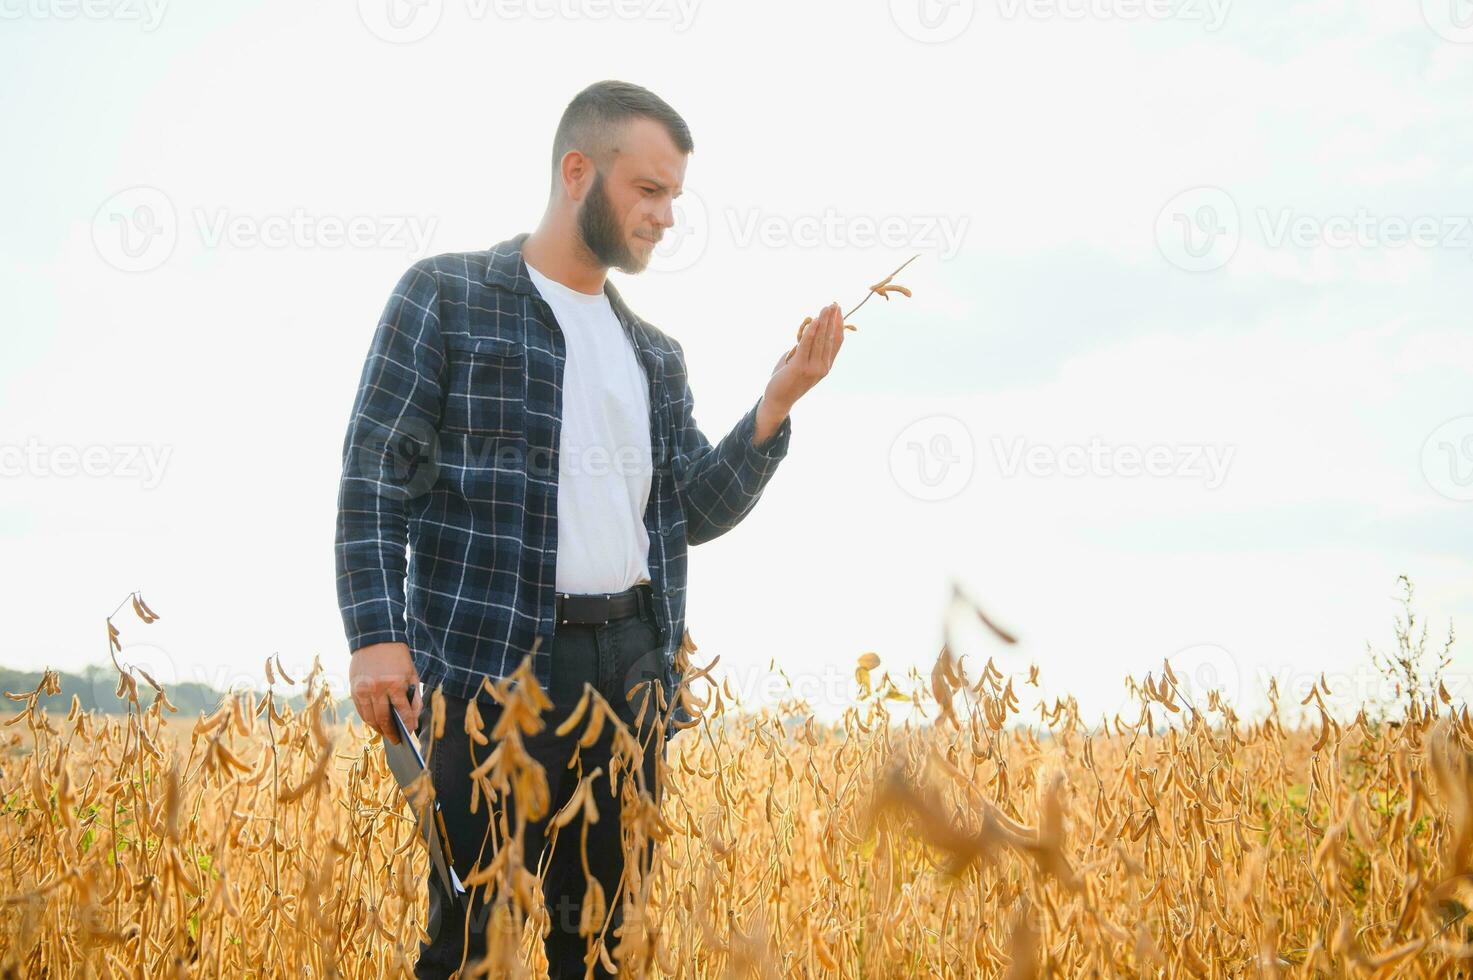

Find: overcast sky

[4,0,1471,724]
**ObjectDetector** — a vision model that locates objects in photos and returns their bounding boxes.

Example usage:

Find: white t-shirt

[524,260,654,595]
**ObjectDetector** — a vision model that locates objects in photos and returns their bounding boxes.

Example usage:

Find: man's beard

[576,169,649,274]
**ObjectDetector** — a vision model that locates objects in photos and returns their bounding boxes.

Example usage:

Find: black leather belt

[554,582,654,626]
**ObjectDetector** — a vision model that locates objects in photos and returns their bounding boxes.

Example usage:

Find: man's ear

[561,151,593,201]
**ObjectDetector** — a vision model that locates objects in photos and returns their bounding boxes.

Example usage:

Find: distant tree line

[0,665,349,717]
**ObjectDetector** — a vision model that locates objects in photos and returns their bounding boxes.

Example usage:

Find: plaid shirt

[334,233,792,729]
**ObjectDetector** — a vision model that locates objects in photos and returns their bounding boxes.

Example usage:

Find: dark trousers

[414,599,668,979]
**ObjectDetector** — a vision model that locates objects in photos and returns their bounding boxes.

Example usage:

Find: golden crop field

[2,582,1471,979]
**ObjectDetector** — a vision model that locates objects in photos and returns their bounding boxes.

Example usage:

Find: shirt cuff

[346,623,409,654]
[742,395,792,461]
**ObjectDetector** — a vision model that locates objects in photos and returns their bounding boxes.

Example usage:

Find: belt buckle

[557,592,612,626]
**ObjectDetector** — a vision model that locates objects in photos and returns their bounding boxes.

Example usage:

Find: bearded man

[334,79,845,978]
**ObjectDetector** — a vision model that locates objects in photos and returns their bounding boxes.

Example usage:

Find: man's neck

[521,223,608,296]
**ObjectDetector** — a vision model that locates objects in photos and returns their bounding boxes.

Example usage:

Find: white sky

[3,0,1471,724]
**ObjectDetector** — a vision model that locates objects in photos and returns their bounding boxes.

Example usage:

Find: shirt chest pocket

[441,334,526,440]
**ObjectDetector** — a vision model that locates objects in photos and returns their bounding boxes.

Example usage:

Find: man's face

[574,117,687,275]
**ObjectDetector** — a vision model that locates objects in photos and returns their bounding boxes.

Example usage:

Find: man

[334,80,845,978]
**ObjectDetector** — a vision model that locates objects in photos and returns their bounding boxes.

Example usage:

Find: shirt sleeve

[334,261,446,653]
[665,339,793,546]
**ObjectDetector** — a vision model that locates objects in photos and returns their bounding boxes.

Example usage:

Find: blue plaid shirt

[334,232,792,727]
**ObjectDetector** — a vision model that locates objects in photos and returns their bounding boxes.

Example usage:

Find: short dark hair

[551,80,694,173]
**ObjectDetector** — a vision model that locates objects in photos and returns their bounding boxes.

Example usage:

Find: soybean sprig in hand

[754,254,919,447]
[781,253,918,366]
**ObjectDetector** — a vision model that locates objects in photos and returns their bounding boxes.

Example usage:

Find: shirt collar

[485,232,664,381]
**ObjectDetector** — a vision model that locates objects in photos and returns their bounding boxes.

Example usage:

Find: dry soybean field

[2,586,1472,978]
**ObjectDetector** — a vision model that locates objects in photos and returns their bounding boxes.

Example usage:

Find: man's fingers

[798,306,824,360]
[783,302,841,373]
[389,684,415,745]
[370,685,398,744]
[350,672,380,735]
[819,303,839,364]
[816,303,838,365]
[406,682,423,736]
[800,304,826,365]
[827,313,845,368]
